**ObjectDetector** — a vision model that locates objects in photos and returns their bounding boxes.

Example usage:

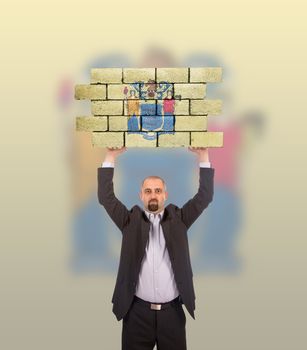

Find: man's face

[139,178,168,213]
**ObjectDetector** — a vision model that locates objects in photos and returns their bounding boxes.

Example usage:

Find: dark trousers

[122,296,187,350]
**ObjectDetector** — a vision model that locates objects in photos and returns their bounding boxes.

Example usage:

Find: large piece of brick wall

[75,67,223,147]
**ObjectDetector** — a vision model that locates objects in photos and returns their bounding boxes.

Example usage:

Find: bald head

[141,175,167,191]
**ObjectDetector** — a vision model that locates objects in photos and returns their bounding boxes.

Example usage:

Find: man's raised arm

[179,147,215,229]
[97,147,129,232]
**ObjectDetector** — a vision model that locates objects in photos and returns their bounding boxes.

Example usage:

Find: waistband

[133,295,182,311]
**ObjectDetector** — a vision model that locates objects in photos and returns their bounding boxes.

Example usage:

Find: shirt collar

[144,208,165,221]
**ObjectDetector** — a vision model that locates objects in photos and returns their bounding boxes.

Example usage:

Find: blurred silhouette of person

[62,47,264,276]
[187,110,264,272]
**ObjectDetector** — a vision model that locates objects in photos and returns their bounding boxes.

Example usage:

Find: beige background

[1,1,306,349]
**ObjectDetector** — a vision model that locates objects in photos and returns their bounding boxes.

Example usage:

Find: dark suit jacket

[97,166,214,321]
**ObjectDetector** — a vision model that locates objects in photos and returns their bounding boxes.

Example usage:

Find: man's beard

[148,200,158,212]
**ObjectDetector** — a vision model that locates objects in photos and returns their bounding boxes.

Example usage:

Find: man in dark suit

[98,146,214,350]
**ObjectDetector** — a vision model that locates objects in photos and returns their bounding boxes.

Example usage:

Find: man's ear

[165,191,168,201]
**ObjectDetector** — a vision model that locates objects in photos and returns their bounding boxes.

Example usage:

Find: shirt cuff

[101,161,114,168]
[199,161,211,168]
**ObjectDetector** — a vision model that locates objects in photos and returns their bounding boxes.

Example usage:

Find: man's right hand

[104,146,127,163]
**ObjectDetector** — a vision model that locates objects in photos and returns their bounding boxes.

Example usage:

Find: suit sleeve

[97,167,129,232]
[180,167,214,229]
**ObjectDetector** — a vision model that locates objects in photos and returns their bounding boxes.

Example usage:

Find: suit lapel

[140,214,150,254]
[161,212,174,259]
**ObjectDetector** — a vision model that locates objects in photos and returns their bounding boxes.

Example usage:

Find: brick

[141,116,174,131]
[157,100,189,115]
[156,68,188,83]
[140,83,173,100]
[190,67,222,83]
[174,116,207,131]
[125,132,157,147]
[92,101,123,115]
[123,68,155,83]
[190,132,223,147]
[174,84,206,99]
[174,100,189,115]
[108,84,140,100]
[76,116,107,131]
[160,116,174,131]
[92,132,124,147]
[190,99,222,115]
[91,68,122,84]
[158,132,190,147]
[109,116,129,131]
[124,100,156,116]
[75,84,106,100]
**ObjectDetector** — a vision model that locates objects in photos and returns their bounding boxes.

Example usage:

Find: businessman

[98,146,214,350]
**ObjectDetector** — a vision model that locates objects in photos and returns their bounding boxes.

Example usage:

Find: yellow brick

[174,100,189,115]
[174,116,207,131]
[190,99,222,115]
[91,68,122,83]
[191,132,223,147]
[123,68,155,83]
[158,132,190,147]
[92,132,124,147]
[109,116,132,131]
[75,84,106,100]
[108,84,140,100]
[174,84,206,99]
[157,68,188,83]
[91,101,123,115]
[76,116,107,131]
[190,67,222,83]
[125,132,157,147]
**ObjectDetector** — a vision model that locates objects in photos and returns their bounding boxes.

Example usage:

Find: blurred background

[1,1,306,349]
